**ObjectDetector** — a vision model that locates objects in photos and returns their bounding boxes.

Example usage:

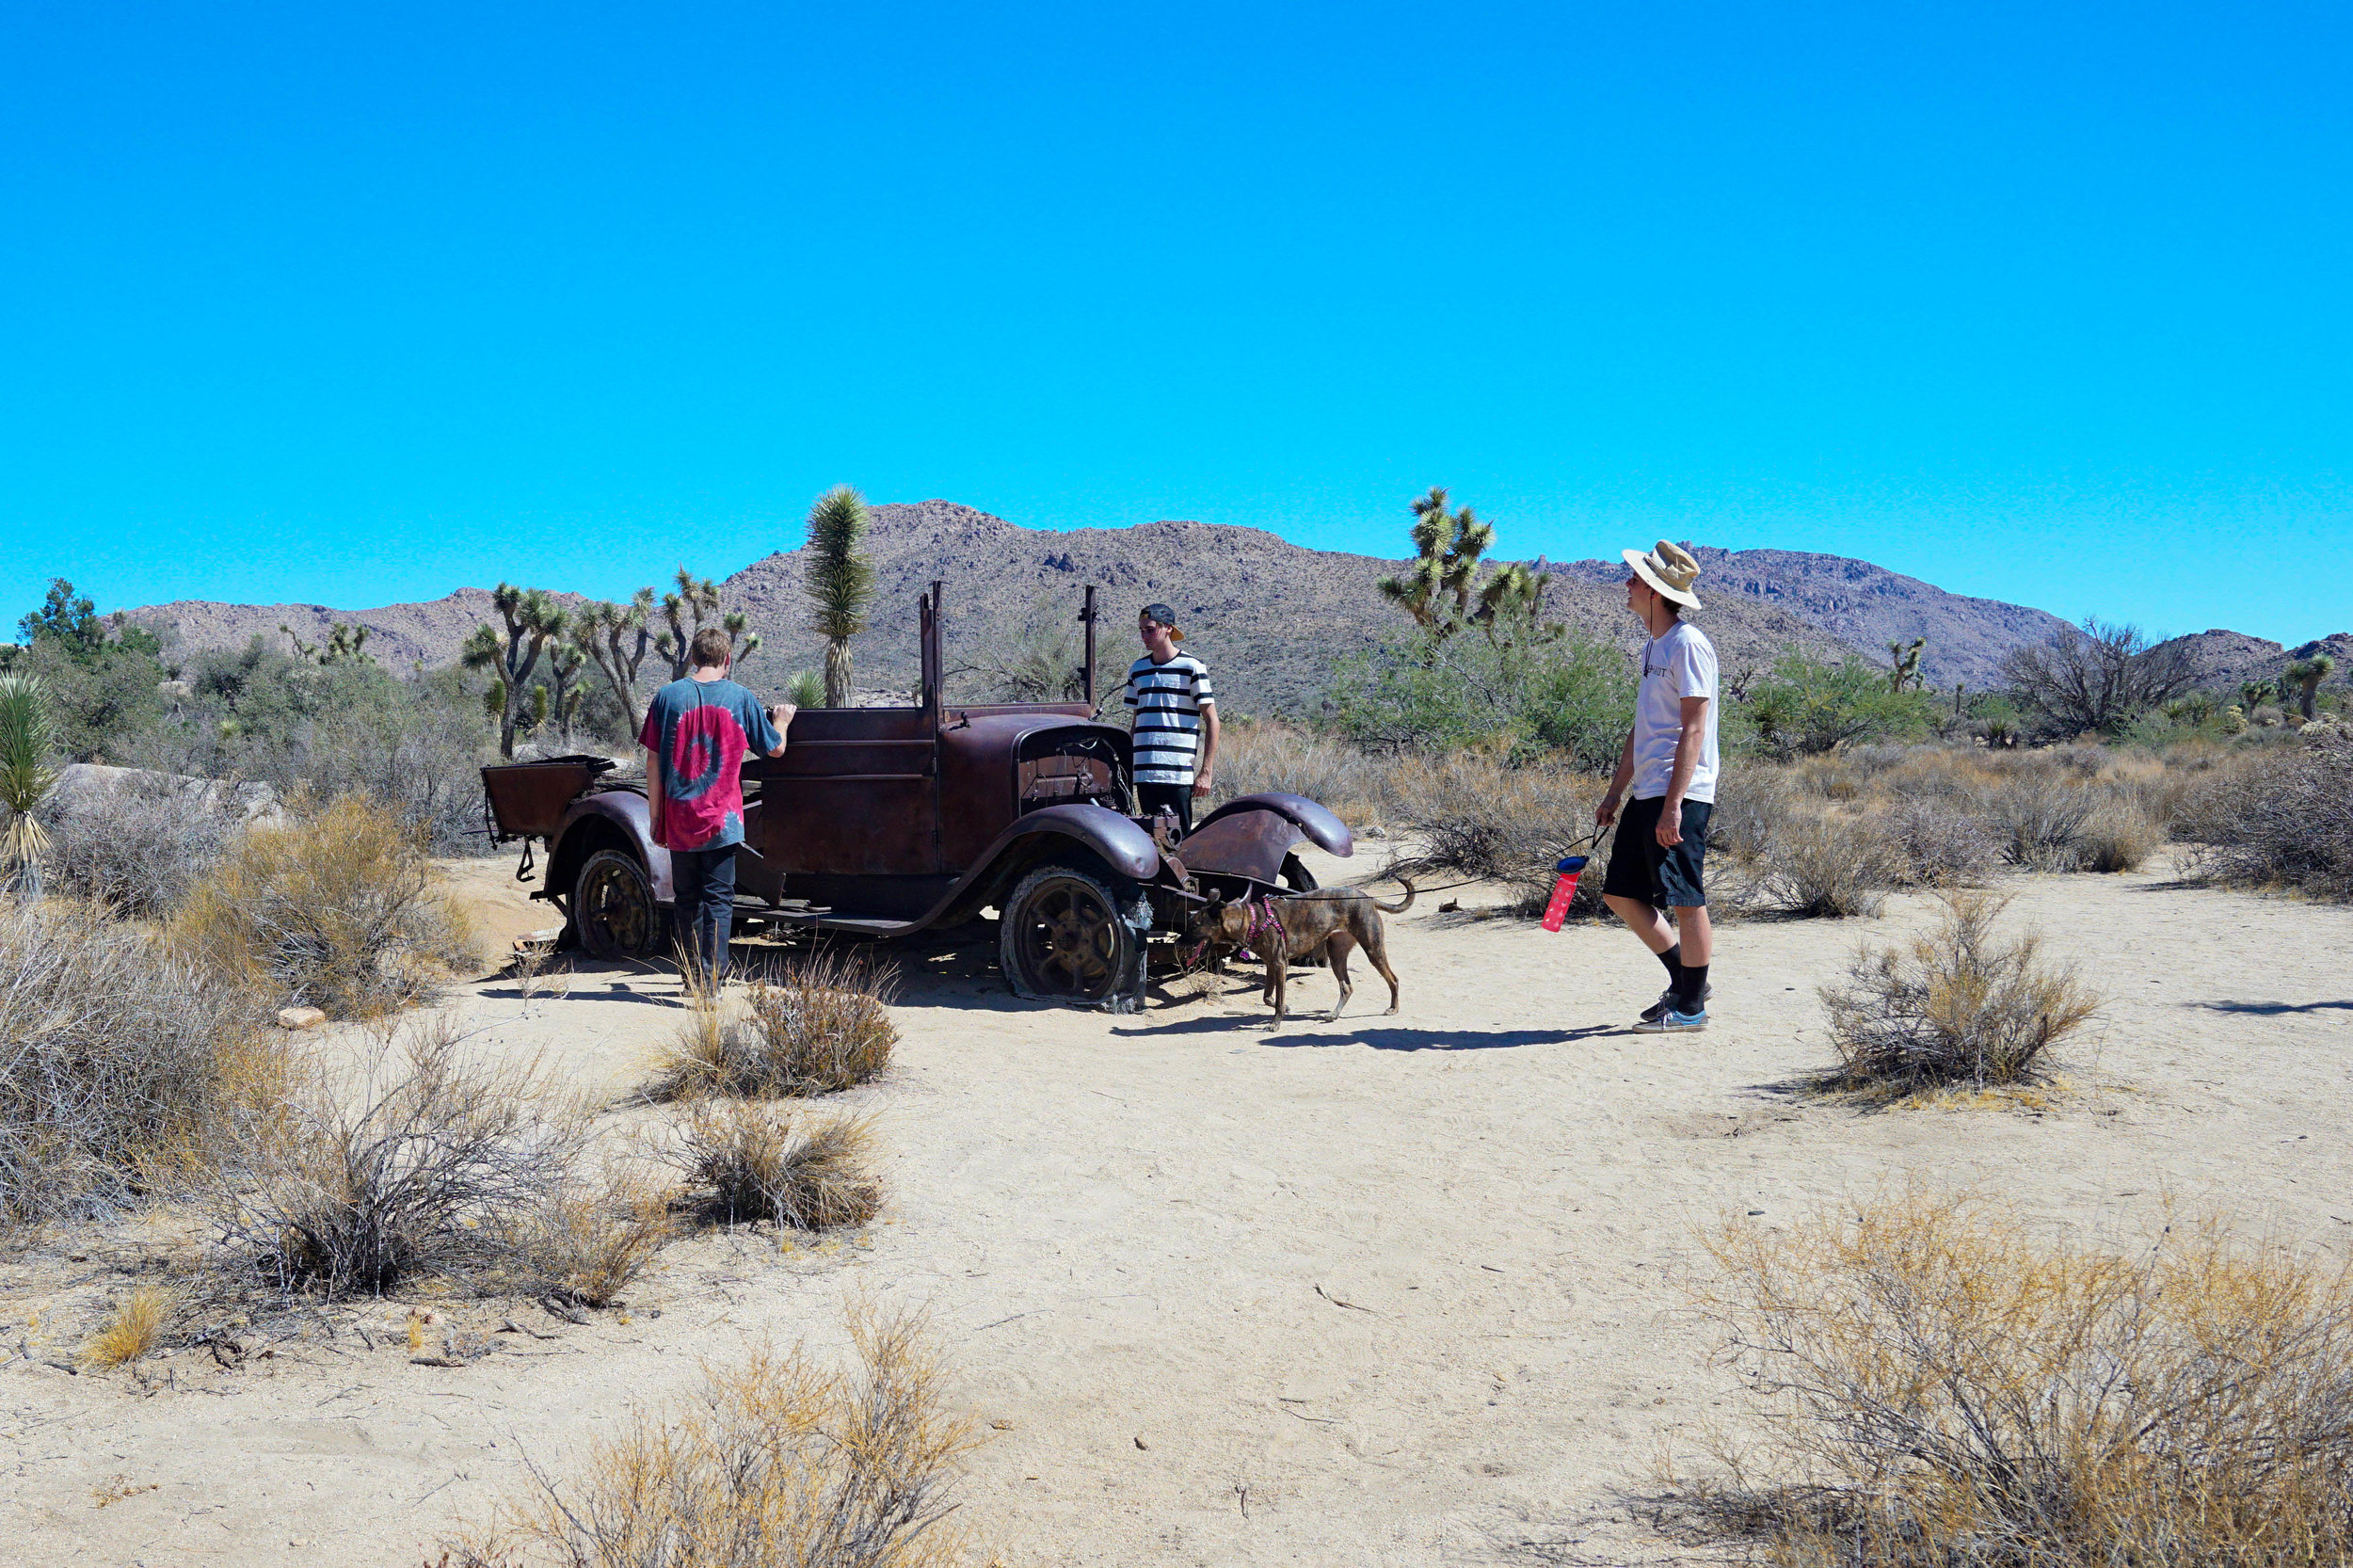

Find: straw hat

[1623,539,1704,610]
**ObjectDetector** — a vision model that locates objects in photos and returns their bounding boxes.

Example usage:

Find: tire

[574,847,661,960]
[1000,862,1147,1009]
[1279,853,1318,892]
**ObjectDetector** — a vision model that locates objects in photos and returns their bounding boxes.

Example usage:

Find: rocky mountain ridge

[123,500,2342,714]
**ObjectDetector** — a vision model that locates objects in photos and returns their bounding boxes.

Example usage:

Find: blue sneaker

[1639,984,1712,1024]
[1633,1007,1708,1033]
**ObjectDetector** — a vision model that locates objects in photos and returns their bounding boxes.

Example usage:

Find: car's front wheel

[1000,862,1146,1010]
[574,847,660,959]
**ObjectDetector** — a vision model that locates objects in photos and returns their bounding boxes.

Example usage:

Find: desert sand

[5,848,2350,1566]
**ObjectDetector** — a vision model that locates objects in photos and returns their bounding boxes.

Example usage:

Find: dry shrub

[173,792,475,1017]
[1211,720,1394,829]
[1,900,278,1225]
[42,778,241,919]
[1879,795,1999,887]
[1817,893,2095,1102]
[503,1164,675,1309]
[672,1101,880,1230]
[1387,748,1610,915]
[655,949,899,1100]
[1987,775,2099,871]
[2073,801,2159,872]
[462,1305,978,1568]
[1686,1193,2353,1567]
[2177,726,2353,900]
[79,1284,173,1369]
[1731,808,1901,920]
[214,1017,590,1297]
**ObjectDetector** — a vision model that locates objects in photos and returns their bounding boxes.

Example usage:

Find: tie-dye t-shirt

[636,677,783,851]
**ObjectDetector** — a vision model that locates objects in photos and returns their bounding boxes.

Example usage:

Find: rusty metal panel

[1174,807,1305,885]
[482,757,613,840]
[744,708,939,878]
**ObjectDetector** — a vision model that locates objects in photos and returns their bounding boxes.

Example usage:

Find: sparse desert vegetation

[456,1307,978,1568]
[0,898,277,1225]
[1815,892,2099,1103]
[172,792,476,1017]
[669,1101,883,1231]
[655,948,900,1099]
[1684,1194,2353,1567]
[209,1018,598,1297]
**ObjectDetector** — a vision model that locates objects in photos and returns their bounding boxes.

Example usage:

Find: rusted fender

[549,788,674,903]
[1193,792,1353,859]
[992,802,1159,881]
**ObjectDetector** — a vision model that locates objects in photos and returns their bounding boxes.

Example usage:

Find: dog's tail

[1371,876,1416,914]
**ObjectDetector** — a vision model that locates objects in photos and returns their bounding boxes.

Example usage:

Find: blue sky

[3,1,2349,643]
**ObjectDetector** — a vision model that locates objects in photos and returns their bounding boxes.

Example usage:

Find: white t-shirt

[1632,619,1720,803]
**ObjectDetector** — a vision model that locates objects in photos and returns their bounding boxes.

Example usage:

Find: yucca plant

[804,485,875,708]
[0,671,59,889]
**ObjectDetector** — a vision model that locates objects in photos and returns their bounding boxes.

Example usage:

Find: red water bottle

[1541,855,1589,932]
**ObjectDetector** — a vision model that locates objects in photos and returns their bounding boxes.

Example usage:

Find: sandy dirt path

[5,851,2350,1566]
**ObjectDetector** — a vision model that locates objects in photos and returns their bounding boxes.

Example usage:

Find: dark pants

[1137,781,1194,834]
[671,845,739,987]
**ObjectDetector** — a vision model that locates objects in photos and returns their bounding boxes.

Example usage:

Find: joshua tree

[2240,679,2274,714]
[461,584,568,760]
[804,486,876,707]
[280,621,373,666]
[654,568,761,682]
[1378,487,1493,640]
[0,671,58,894]
[1376,487,1560,652]
[573,591,657,737]
[1885,637,1926,693]
[2285,654,2336,721]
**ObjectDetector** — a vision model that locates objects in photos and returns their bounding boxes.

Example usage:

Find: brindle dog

[1189,879,1416,1025]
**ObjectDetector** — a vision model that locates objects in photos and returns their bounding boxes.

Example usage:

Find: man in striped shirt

[1124,601,1219,833]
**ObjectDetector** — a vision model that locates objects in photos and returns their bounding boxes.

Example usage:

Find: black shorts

[1601,795,1712,909]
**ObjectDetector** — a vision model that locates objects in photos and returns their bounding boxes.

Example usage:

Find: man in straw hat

[1594,540,1720,1032]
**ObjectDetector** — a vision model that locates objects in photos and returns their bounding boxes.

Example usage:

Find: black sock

[1657,943,1683,985]
[1675,963,1709,1012]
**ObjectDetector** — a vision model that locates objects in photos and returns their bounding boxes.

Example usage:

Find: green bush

[1330,629,1633,769]
[1740,653,1938,759]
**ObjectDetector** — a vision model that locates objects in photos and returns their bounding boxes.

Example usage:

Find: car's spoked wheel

[1000,864,1142,1006]
[575,848,659,959]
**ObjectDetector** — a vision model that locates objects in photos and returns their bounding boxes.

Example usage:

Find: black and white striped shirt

[1124,652,1215,785]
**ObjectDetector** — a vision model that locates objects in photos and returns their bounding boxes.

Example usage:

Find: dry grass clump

[1879,795,2000,886]
[212,1017,593,1297]
[458,1306,978,1568]
[1726,806,1902,920]
[2176,726,2353,899]
[1386,748,1611,915]
[1683,1193,2353,1567]
[502,1165,676,1309]
[1211,720,1395,829]
[1816,893,2096,1103]
[78,1284,174,1369]
[671,1101,881,1230]
[655,949,899,1099]
[42,778,241,919]
[173,792,474,1017]
[2073,800,2160,872]
[1,899,278,1226]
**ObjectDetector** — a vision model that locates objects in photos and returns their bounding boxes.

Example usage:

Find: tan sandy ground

[5,849,2351,1566]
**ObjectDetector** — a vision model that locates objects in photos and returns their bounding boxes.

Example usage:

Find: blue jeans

[670,845,738,987]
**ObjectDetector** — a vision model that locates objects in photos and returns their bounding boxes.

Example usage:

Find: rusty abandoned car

[481,585,1353,1010]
